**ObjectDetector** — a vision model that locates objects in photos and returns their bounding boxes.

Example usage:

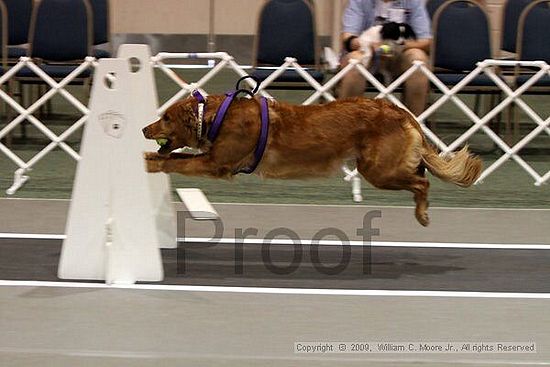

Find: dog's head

[142,97,201,155]
[380,22,416,45]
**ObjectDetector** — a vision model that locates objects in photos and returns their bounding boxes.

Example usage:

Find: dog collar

[196,103,204,139]
[192,90,206,141]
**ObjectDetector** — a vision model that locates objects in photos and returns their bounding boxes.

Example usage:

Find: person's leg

[397,48,430,117]
[336,51,367,98]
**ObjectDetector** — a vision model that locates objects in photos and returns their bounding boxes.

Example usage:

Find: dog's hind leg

[409,177,430,226]
[359,162,430,226]
[355,131,431,226]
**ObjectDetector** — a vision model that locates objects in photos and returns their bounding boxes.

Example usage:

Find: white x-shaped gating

[154,54,549,187]
[417,60,550,185]
[263,57,550,186]
[1,51,548,195]
[475,60,550,185]
[153,52,273,115]
[0,57,95,194]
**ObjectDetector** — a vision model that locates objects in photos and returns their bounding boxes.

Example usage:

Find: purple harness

[192,85,269,174]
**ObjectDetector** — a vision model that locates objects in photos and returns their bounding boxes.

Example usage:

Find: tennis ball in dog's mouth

[379,44,392,54]
[156,138,168,146]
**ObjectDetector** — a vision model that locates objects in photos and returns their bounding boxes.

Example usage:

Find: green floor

[1,68,549,208]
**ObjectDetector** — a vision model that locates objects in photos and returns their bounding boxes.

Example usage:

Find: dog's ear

[173,102,196,125]
[400,23,417,40]
[380,22,399,40]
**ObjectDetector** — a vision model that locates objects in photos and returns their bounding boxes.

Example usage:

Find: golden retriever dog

[143,95,482,226]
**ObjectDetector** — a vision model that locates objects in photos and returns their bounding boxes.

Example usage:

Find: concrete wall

[110,0,507,53]
[110,0,338,36]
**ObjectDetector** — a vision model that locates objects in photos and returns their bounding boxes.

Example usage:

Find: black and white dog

[358,22,417,65]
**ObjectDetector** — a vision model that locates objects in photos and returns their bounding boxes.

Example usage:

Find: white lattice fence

[154,53,550,190]
[0,57,95,194]
[1,49,548,196]
[153,52,272,114]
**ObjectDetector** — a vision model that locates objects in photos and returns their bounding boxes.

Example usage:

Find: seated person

[337,0,432,117]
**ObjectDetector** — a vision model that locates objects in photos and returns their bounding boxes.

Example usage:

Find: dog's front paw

[144,151,163,161]
[145,157,164,172]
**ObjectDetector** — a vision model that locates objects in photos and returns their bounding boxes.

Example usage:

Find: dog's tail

[421,142,482,188]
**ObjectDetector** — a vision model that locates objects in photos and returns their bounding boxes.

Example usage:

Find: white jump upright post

[117,44,177,249]
[58,58,164,284]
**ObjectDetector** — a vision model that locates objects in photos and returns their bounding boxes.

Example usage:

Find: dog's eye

[163,116,171,123]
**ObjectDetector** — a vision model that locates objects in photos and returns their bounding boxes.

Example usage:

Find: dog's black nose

[142,126,149,137]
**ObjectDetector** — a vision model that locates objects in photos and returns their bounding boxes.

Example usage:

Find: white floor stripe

[1,232,549,250]
[0,279,550,298]
[183,237,550,250]
[216,202,550,211]
[2,197,549,211]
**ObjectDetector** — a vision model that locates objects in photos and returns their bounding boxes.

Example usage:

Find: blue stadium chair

[430,0,502,144]
[515,0,550,89]
[0,0,10,145]
[0,0,6,79]
[501,0,533,54]
[4,0,33,61]
[18,0,92,80]
[426,0,448,19]
[89,0,111,58]
[431,0,500,90]
[251,0,324,90]
[507,0,550,140]
[0,0,6,68]
[432,0,492,80]
[14,0,93,138]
